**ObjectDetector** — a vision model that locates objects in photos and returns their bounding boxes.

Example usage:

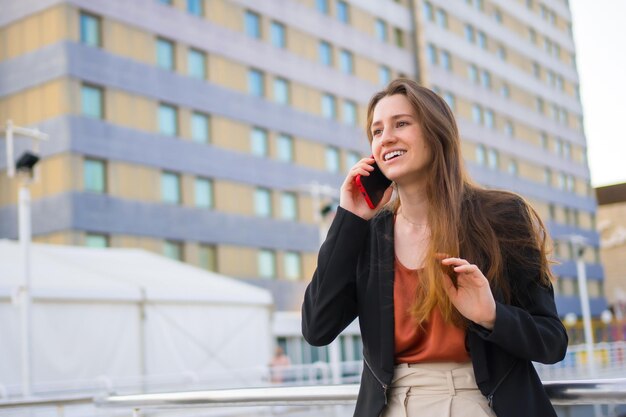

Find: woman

[302,79,568,417]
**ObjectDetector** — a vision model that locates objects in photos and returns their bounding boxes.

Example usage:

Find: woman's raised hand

[340,157,393,220]
[440,257,497,330]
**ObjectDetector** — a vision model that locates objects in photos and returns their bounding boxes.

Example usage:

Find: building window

[548,204,556,220]
[316,0,329,14]
[188,49,207,79]
[375,19,387,42]
[163,240,184,261]
[194,177,213,209]
[443,92,456,111]
[379,66,391,86]
[484,109,495,129]
[497,46,506,60]
[161,171,181,204]
[156,38,175,70]
[477,31,487,49]
[475,145,486,166]
[273,78,290,105]
[80,12,101,47]
[544,168,552,186]
[319,41,333,66]
[326,146,340,173]
[322,94,336,119]
[280,192,298,220]
[440,50,451,71]
[435,9,447,28]
[427,44,438,65]
[504,120,514,137]
[271,21,286,48]
[423,2,434,21]
[394,28,404,48]
[343,100,357,126]
[465,24,475,43]
[566,175,575,192]
[536,97,545,114]
[158,103,178,136]
[532,62,541,78]
[340,50,353,74]
[198,244,217,271]
[255,188,273,217]
[468,64,478,83]
[346,151,361,170]
[84,158,106,193]
[563,142,572,160]
[191,112,210,143]
[480,70,491,89]
[277,134,294,162]
[284,251,302,280]
[493,8,502,23]
[508,160,518,176]
[85,233,109,248]
[500,83,510,98]
[81,84,104,119]
[248,69,265,97]
[471,104,482,124]
[187,0,204,16]
[245,10,261,39]
[337,1,349,23]
[487,149,499,170]
[529,27,537,44]
[251,127,269,157]
[258,249,276,279]
[158,0,173,5]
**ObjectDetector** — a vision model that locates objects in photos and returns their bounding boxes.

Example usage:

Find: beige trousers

[379,362,497,417]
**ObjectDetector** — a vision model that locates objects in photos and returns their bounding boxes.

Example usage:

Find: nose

[380,127,397,146]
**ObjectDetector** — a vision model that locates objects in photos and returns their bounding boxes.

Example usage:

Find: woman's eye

[397,121,408,127]
[372,129,382,136]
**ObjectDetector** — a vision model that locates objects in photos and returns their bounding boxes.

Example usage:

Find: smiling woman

[302,78,568,417]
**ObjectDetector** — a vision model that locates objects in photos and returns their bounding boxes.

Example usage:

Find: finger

[441,257,470,266]
[453,264,479,274]
[441,272,457,294]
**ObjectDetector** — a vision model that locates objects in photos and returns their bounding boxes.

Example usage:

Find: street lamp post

[3,120,49,398]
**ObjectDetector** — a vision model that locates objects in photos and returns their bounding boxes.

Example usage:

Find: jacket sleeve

[302,207,369,346]
[468,199,568,364]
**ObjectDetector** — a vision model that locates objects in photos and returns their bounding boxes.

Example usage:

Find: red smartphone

[355,161,392,209]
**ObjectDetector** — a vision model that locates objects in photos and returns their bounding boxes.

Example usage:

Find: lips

[383,150,406,161]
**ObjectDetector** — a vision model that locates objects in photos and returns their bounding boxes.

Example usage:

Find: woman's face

[370,94,431,185]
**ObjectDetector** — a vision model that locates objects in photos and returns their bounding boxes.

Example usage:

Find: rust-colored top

[393,257,470,363]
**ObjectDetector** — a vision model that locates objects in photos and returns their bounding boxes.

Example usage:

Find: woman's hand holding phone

[340,157,393,220]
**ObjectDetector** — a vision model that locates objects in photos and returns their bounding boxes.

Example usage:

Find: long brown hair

[366,79,553,326]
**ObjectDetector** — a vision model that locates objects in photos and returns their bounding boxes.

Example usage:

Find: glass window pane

[319,41,332,66]
[346,151,360,169]
[477,31,487,49]
[394,28,404,48]
[322,94,336,119]
[487,149,498,170]
[465,25,475,43]
[281,192,298,220]
[471,104,482,124]
[198,245,217,271]
[85,233,108,248]
[340,50,353,74]
[375,19,387,42]
[508,160,518,176]
[80,12,100,47]
[423,2,434,21]
[251,128,269,157]
[248,69,265,97]
[481,70,491,88]
[255,188,272,217]
[284,252,301,280]
[161,172,181,204]
[163,241,183,261]
[187,0,203,16]
[156,38,175,70]
[443,92,455,110]
[191,112,210,143]
[245,11,261,38]
[337,1,349,23]
[475,145,486,166]
[343,101,357,126]
[274,78,289,105]
[440,50,451,70]
[271,21,286,48]
[188,49,206,79]
[468,64,478,83]
[81,85,103,118]
[325,147,340,173]
[84,159,106,193]
[316,0,329,14]
[277,134,294,162]
[484,109,494,129]
[194,178,213,208]
[258,249,276,279]
[159,104,178,136]
[427,44,437,65]
[379,66,391,86]
[436,9,447,28]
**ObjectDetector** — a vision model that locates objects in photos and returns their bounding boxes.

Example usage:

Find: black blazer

[302,203,568,417]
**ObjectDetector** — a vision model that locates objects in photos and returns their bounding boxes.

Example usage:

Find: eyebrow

[371,114,414,128]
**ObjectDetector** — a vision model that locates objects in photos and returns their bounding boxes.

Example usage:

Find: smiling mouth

[384,150,406,161]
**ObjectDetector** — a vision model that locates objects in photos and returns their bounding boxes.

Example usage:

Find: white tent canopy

[0,240,274,397]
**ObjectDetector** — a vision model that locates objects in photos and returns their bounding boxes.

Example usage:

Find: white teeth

[384,150,406,161]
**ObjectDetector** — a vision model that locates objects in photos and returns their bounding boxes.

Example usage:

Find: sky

[569,0,626,187]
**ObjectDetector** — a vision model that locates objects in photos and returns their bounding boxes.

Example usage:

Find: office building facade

[0,0,604,315]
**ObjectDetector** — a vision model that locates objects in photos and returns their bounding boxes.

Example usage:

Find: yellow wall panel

[33,231,80,245]
[209,56,247,92]
[181,174,194,206]
[218,245,257,276]
[212,117,249,151]
[354,55,378,85]
[288,28,317,61]
[351,6,373,36]
[214,181,253,215]
[108,162,160,201]
[291,85,320,115]
[206,0,242,32]
[294,140,324,170]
